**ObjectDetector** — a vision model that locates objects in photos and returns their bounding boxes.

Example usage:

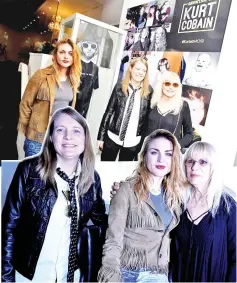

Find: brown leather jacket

[17,66,77,143]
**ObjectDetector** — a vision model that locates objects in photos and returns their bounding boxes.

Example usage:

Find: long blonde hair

[127,129,188,214]
[51,38,82,94]
[183,141,236,216]
[122,57,150,98]
[37,107,95,195]
[151,71,183,114]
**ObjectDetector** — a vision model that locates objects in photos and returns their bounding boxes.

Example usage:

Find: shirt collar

[128,81,143,91]
[56,160,82,179]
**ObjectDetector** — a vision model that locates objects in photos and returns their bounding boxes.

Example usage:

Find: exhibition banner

[167,0,232,52]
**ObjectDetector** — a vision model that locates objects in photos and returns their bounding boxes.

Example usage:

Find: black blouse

[144,100,193,148]
[169,196,236,282]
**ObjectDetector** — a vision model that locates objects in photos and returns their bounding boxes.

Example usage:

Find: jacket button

[154,212,158,216]
[159,254,162,258]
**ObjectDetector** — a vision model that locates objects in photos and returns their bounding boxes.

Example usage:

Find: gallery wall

[117,0,237,168]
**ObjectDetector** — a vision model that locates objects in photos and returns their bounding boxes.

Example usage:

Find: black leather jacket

[1,157,107,282]
[97,82,153,141]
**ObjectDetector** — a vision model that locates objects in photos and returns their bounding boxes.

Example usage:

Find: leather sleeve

[179,100,193,148]
[1,161,30,282]
[17,70,43,134]
[90,171,108,227]
[97,83,119,141]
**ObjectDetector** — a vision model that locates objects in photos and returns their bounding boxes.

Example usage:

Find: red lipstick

[156,165,166,170]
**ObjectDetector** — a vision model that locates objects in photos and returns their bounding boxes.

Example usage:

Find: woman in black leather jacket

[2,106,107,282]
[97,57,153,161]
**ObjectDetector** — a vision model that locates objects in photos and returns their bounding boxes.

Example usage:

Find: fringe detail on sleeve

[97,266,122,282]
[36,89,50,101]
[120,243,148,270]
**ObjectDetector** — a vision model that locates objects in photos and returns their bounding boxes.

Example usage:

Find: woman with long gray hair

[2,106,107,282]
[170,141,236,282]
[109,140,236,282]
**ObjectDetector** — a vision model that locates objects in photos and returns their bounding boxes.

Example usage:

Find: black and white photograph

[182,52,220,90]
[124,30,136,51]
[132,27,150,52]
[76,34,100,118]
[182,85,212,127]
[127,25,168,53]
[156,0,177,32]
[123,1,157,30]
[118,51,132,82]
[124,0,177,32]
[149,26,167,51]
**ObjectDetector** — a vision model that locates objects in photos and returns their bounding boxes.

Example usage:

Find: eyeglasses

[164,81,179,88]
[185,159,209,167]
[82,42,97,50]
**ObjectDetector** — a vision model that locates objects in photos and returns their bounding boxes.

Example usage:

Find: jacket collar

[134,189,180,233]
[41,65,54,75]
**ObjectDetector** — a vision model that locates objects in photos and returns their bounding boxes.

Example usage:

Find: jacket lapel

[143,195,156,212]
[142,192,180,233]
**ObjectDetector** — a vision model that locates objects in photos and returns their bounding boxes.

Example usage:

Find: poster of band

[120,0,231,144]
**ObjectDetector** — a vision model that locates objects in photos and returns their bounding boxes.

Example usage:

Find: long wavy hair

[151,71,183,114]
[127,129,188,214]
[37,107,95,195]
[51,38,82,94]
[183,141,236,216]
[122,57,150,98]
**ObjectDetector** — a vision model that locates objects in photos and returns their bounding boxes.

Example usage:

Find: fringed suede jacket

[17,66,77,143]
[98,181,180,282]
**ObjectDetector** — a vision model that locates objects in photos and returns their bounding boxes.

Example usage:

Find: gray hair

[183,141,236,216]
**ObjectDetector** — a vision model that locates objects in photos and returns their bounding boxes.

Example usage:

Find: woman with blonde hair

[109,139,236,282]
[2,106,107,282]
[145,71,193,149]
[170,141,236,282]
[18,38,82,157]
[97,57,153,161]
[98,129,188,282]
